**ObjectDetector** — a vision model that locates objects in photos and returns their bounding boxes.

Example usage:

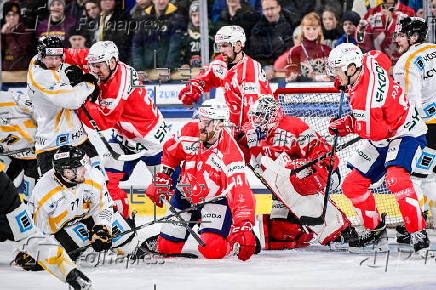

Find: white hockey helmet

[327,43,363,76]
[86,41,119,64]
[197,99,230,121]
[215,25,246,48]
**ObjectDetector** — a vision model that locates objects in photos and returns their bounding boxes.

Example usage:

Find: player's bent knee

[198,232,228,259]
[157,235,185,254]
[386,166,413,193]
[342,169,371,198]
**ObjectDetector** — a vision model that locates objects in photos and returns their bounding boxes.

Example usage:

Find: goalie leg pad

[157,235,185,254]
[261,156,348,245]
[198,232,228,259]
[386,166,426,233]
[268,220,313,249]
[342,169,380,230]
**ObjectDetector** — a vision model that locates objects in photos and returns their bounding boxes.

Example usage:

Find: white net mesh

[275,84,407,227]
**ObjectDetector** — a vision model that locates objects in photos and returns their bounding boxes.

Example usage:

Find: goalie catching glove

[284,158,326,196]
[328,115,356,136]
[228,221,256,261]
[178,80,204,105]
[145,172,174,208]
[89,225,112,252]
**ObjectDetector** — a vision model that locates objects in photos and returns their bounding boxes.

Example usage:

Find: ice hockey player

[0,161,93,290]
[393,16,436,241]
[26,36,100,175]
[78,41,172,220]
[27,145,139,262]
[0,90,38,197]
[145,99,257,261]
[327,43,429,253]
[178,25,272,129]
[245,96,355,249]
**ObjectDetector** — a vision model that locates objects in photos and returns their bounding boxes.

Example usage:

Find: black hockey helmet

[396,16,428,43]
[37,36,64,59]
[52,145,86,174]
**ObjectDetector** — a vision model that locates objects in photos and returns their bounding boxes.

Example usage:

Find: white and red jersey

[79,62,169,156]
[244,116,338,177]
[162,122,255,225]
[347,51,427,141]
[196,54,272,128]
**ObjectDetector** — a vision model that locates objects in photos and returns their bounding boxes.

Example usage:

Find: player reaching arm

[178,25,272,129]
[26,36,100,175]
[327,43,429,253]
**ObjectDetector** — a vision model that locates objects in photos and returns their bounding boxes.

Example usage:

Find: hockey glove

[89,225,112,252]
[14,252,44,271]
[178,80,204,105]
[285,159,324,195]
[228,221,256,261]
[82,73,100,102]
[65,65,84,87]
[328,115,356,137]
[145,172,174,208]
[333,77,347,92]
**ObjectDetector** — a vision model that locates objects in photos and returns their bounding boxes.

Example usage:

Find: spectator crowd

[2,0,436,82]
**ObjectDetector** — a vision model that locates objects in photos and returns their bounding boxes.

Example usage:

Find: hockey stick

[136,238,198,259]
[163,199,206,247]
[68,195,226,257]
[299,91,346,226]
[288,135,362,176]
[80,105,147,162]
[0,147,35,156]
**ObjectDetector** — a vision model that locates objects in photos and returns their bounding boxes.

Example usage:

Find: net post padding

[273,85,418,228]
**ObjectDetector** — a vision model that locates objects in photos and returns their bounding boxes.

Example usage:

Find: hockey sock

[106,172,129,219]
[386,166,426,233]
[157,235,185,254]
[342,169,380,229]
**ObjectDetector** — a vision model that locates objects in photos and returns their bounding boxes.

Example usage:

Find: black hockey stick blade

[137,243,198,259]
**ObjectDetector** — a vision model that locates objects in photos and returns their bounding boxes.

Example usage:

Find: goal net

[274,84,415,228]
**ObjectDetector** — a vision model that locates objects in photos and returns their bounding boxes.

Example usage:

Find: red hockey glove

[178,80,204,105]
[228,221,256,261]
[89,225,112,252]
[145,172,173,208]
[285,159,324,195]
[328,115,356,136]
[333,77,347,92]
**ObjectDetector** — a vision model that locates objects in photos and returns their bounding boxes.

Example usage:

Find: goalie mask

[53,145,88,187]
[197,99,230,145]
[248,96,282,135]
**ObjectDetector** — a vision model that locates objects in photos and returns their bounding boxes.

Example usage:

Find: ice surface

[2,218,436,290]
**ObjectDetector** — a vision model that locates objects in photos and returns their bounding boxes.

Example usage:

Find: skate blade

[348,237,389,254]
[348,243,389,254]
[328,242,349,251]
